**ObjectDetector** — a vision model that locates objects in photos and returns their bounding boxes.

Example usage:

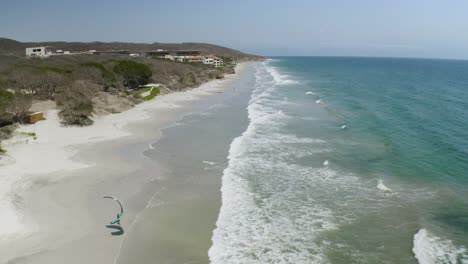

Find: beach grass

[144,88,160,100]
[139,87,160,100]
[19,131,36,137]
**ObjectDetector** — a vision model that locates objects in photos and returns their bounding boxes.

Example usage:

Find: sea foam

[413,229,467,264]
[209,62,336,263]
[209,61,381,264]
[265,66,299,86]
[209,61,430,263]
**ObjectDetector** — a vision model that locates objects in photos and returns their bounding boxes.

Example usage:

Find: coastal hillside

[0,38,263,150]
[0,38,263,60]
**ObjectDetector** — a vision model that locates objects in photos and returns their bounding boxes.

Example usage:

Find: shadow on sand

[106,225,124,236]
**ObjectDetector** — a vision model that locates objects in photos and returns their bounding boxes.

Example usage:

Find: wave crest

[413,229,468,264]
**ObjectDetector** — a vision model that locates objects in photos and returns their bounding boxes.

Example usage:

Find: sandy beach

[0,63,247,264]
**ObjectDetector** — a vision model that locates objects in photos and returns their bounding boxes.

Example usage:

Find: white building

[203,56,214,65]
[25,47,52,58]
[213,57,223,67]
[164,54,175,61]
[203,55,223,67]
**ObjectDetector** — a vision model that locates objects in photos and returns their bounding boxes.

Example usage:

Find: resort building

[203,56,214,65]
[203,55,224,67]
[186,56,204,63]
[213,57,224,67]
[25,46,52,58]
[164,54,176,61]
[146,50,201,58]
[161,54,204,63]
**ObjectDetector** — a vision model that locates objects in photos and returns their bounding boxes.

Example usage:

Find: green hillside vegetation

[138,86,160,100]
[79,62,114,79]
[113,60,152,88]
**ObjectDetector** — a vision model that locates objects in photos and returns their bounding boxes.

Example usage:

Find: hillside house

[213,57,223,67]
[203,55,223,67]
[164,54,175,61]
[187,56,203,63]
[203,56,214,65]
[25,47,52,58]
[146,50,201,58]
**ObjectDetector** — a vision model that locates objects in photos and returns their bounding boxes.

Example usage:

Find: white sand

[0,63,247,263]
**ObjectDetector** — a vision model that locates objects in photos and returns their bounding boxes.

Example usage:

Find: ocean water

[210,57,468,264]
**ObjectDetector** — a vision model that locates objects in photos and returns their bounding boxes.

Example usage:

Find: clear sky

[1,0,468,59]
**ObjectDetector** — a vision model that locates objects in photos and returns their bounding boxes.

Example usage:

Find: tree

[7,69,39,96]
[0,88,15,126]
[37,71,68,100]
[7,91,32,123]
[0,89,14,113]
[56,80,97,126]
[113,60,152,88]
[74,65,105,83]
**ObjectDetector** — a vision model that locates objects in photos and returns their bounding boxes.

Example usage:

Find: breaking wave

[265,65,299,86]
[413,229,468,264]
[209,62,392,263]
[209,63,336,263]
[209,61,448,264]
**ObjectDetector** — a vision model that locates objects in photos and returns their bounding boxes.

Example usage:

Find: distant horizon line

[266,55,468,62]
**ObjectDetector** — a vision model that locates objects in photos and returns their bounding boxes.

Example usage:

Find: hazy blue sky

[1,0,468,59]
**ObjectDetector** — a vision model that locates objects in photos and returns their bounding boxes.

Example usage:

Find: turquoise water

[210,58,468,263]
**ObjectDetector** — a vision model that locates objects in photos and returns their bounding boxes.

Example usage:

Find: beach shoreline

[0,63,248,264]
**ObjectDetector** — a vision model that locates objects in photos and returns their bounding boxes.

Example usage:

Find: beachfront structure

[25,47,52,58]
[146,50,201,58]
[213,57,223,67]
[162,54,204,63]
[93,50,130,55]
[203,55,224,67]
[164,54,176,61]
[186,56,204,63]
[145,50,224,66]
[203,56,214,65]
